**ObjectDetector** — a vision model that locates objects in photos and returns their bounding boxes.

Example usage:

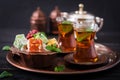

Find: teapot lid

[69,3,94,21]
[50,6,61,19]
[31,7,46,20]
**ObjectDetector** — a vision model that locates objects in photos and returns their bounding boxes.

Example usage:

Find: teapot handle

[95,17,104,32]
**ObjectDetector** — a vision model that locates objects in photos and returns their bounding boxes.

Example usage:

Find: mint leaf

[62,21,72,24]
[46,45,62,53]
[86,28,94,32]
[77,33,92,42]
[54,65,65,72]
[2,46,11,51]
[54,48,62,53]
[0,71,13,78]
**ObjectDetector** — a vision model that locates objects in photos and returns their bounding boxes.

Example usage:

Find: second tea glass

[56,13,76,53]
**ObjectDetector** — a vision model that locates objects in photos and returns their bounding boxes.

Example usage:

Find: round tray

[6,43,120,75]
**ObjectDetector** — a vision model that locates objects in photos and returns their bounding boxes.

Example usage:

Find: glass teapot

[68,3,104,32]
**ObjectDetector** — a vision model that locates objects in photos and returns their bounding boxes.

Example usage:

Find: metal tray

[6,43,120,75]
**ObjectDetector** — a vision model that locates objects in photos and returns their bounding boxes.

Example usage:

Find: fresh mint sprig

[46,44,62,53]
[62,21,72,24]
[54,65,65,72]
[77,33,92,42]
[0,71,13,78]
[2,45,11,51]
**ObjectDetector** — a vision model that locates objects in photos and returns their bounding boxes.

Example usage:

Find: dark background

[0,0,120,31]
[0,0,120,49]
[0,0,119,47]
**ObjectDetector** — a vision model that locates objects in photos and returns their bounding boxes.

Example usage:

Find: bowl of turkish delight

[10,29,61,68]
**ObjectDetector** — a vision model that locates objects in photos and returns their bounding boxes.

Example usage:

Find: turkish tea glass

[73,18,103,63]
[56,15,76,53]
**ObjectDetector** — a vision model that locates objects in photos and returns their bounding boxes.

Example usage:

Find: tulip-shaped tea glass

[56,12,76,53]
[71,4,104,63]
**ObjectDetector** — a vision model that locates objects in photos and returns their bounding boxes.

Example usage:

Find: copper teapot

[30,7,47,32]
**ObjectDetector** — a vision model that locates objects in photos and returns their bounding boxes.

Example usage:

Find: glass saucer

[64,53,109,66]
